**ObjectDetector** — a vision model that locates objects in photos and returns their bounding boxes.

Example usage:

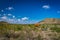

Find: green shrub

[50,26,60,32]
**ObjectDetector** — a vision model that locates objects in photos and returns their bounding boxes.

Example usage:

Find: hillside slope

[39,18,60,24]
[0,19,60,40]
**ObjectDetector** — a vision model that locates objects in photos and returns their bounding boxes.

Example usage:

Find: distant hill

[39,18,60,24]
[0,21,9,24]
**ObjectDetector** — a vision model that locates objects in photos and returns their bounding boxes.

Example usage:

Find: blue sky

[0,0,60,24]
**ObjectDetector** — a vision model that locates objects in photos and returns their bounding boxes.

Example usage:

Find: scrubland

[0,23,60,40]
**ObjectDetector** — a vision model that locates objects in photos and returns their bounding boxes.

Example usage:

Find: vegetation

[0,22,60,40]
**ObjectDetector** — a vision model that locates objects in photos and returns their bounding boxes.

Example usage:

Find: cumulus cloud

[8,19,17,23]
[0,14,30,24]
[21,17,29,21]
[8,19,15,22]
[1,10,4,12]
[1,16,7,19]
[18,19,21,21]
[3,14,6,16]
[13,16,15,18]
[0,7,31,24]
[8,19,14,21]
[42,5,50,9]
[6,7,14,10]
[8,14,12,16]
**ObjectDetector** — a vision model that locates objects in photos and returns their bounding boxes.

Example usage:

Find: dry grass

[0,23,60,40]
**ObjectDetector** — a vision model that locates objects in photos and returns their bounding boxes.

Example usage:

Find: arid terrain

[0,18,60,40]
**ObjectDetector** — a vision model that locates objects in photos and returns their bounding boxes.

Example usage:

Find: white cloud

[42,5,50,9]
[0,15,31,24]
[6,7,14,10]
[18,19,21,21]
[8,19,16,23]
[1,16,7,19]
[9,18,20,23]
[1,10,4,12]
[8,14,12,16]
[8,19,14,22]
[13,16,15,18]
[3,14,6,16]
[21,17,29,21]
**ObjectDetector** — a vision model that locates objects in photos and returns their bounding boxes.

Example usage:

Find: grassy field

[0,22,60,40]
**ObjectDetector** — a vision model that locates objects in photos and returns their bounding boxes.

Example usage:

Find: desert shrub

[15,26,22,31]
[50,26,60,33]
[34,23,40,27]
[4,30,20,38]
[41,25,48,31]
[37,34,42,40]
